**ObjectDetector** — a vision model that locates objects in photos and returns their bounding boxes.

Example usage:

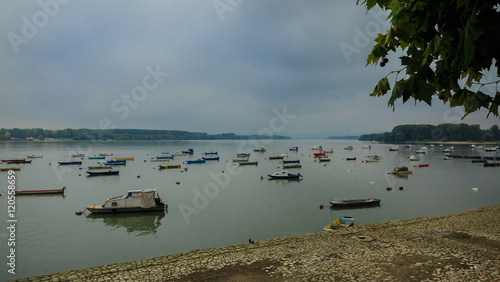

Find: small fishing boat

[323,148,334,153]
[202,156,219,161]
[72,153,85,157]
[0,167,21,171]
[58,161,82,165]
[283,164,301,169]
[232,158,249,162]
[182,149,194,154]
[269,156,285,160]
[323,216,355,231]
[389,166,412,174]
[282,160,300,164]
[408,155,419,161]
[289,147,298,151]
[204,151,218,155]
[239,161,258,166]
[418,164,429,168]
[2,159,24,163]
[86,170,119,176]
[253,147,266,152]
[344,145,353,150]
[115,157,134,161]
[311,145,323,150]
[150,159,169,162]
[415,150,426,154]
[237,153,250,158]
[88,156,105,159]
[185,159,205,164]
[105,160,126,165]
[364,158,379,163]
[483,162,500,167]
[88,165,113,170]
[171,152,186,156]
[99,153,113,156]
[389,146,399,151]
[26,154,43,158]
[362,145,371,149]
[7,159,31,164]
[329,197,381,207]
[346,157,356,161]
[442,156,453,160]
[471,159,487,163]
[85,189,166,214]
[485,147,497,152]
[15,187,66,195]
[159,164,182,169]
[318,157,330,162]
[268,171,302,179]
[313,152,326,157]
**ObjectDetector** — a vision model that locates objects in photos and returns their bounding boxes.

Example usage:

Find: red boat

[15,187,66,195]
[2,159,25,163]
[314,153,326,157]
[419,164,429,168]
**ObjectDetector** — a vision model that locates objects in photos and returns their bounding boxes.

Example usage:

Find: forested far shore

[0,128,291,141]
[359,123,500,143]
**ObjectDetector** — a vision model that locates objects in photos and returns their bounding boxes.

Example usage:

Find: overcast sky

[2,1,498,138]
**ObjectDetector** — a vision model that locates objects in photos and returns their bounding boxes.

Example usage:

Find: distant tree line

[359,124,500,143]
[0,128,291,141]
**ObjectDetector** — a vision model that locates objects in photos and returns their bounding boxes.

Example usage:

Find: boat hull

[15,188,66,195]
[329,198,381,207]
[86,205,166,214]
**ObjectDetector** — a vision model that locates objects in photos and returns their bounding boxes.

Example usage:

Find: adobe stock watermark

[339,9,390,64]
[178,106,296,225]
[213,0,243,21]
[7,0,71,54]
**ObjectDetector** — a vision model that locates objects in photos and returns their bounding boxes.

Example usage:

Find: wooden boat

[268,171,302,179]
[185,159,205,164]
[346,157,356,161]
[344,146,353,150]
[204,151,218,155]
[329,198,381,207]
[389,166,412,174]
[232,158,249,162]
[182,149,194,154]
[202,156,219,161]
[0,167,21,171]
[58,161,82,165]
[313,153,326,157]
[418,164,429,167]
[86,170,119,176]
[471,159,487,163]
[72,153,85,157]
[88,165,113,170]
[253,147,266,152]
[237,153,250,157]
[159,164,182,169]
[318,157,330,162]
[150,159,169,162]
[269,156,284,160]
[2,159,24,163]
[15,187,66,195]
[85,189,166,214]
[283,164,301,169]
[115,157,134,161]
[26,154,43,158]
[7,159,31,164]
[323,216,355,231]
[88,156,105,159]
[282,160,300,164]
[99,153,113,156]
[238,161,258,166]
[105,161,126,165]
[364,158,379,163]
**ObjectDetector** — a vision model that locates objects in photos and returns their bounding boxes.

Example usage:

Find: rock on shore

[17,205,500,281]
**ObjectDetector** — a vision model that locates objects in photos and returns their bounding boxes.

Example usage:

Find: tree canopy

[357,0,500,118]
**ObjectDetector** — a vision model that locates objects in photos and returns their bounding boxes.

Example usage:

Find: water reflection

[86,211,166,235]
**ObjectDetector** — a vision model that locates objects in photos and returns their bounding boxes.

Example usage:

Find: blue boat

[185,159,205,164]
[204,151,218,155]
[182,149,194,154]
[202,156,219,161]
[105,160,126,165]
[155,156,173,159]
[323,216,355,231]
[88,156,105,159]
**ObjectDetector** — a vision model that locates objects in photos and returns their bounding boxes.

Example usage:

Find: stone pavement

[16,205,500,281]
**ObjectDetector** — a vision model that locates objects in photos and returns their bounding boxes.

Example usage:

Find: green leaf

[371,77,391,97]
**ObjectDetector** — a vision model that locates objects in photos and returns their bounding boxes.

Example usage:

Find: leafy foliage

[357,0,500,118]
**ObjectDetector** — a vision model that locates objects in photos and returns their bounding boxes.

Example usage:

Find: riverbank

[16,205,500,281]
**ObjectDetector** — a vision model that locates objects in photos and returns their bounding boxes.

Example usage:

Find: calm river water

[1,139,499,279]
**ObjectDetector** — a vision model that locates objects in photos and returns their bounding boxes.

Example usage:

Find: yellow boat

[159,164,181,169]
[0,167,21,171]
[115,157,134,161]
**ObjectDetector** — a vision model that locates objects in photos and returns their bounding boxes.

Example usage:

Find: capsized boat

[329,197,381,207]
[15,186,66,195]
[268,171,302,179]
[323,216,355,231]
[85,189,167,214]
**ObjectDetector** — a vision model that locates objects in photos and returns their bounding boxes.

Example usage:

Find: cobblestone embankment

[17,205,500,281]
